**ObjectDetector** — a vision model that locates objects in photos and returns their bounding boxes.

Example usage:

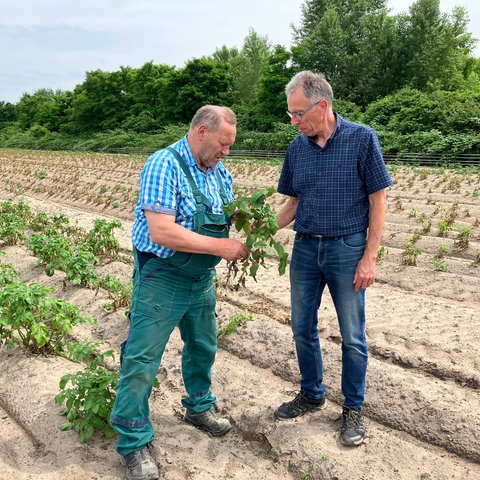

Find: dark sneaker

[274,389,326,420]
[121,443,159,480]
[340,407,366,446]
[184,408,232,436]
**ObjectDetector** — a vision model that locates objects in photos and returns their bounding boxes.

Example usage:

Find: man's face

[197,121,236,170]
[287,87,324,137]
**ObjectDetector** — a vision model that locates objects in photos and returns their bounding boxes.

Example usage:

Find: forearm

[277,196,299,229]
[145,210,245,261]
[364,190,387,261]
[353,189,387,290]
[149,220,219,255]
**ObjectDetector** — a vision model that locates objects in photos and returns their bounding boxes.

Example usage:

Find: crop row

[0,197,258,444]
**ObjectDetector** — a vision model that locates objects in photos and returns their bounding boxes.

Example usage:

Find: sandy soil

[0,150,479,480]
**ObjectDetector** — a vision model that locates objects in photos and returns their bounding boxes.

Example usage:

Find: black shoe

[274,389,326,420]
[340,407,365,446]
[184,408,232,436]
[121,443,159,480]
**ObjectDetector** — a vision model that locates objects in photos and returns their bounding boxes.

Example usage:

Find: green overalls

[111,148,231,456]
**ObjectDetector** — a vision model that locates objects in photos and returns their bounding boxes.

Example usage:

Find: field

[0,149,479,480]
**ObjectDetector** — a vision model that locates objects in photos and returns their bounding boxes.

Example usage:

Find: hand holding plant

[222,187,288,290]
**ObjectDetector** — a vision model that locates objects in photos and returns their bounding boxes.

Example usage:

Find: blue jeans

[290,232,368,410]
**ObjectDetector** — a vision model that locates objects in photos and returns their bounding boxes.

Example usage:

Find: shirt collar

[330,112,343,141]
[175,135,196,166]
[306,111,342,147]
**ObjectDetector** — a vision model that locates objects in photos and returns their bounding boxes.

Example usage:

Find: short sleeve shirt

[277,113,393,237]
[132,136,234,257]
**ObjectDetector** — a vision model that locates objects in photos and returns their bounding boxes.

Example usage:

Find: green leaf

[278,252,288,275]
[234,211,248,232]
[45,263,55,277]
[60,422,73,431]
[246,233,256,250]
[249,262,260,279]
[80,424,95,443]
[273,241,286,258]
[219,188,288,290]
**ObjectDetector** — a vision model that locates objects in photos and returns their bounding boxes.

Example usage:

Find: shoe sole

[120,445,159,480]
[120,458,159,480]
[274,400,327,421]
[126,472,159,480]
[126,474,160,480]
[183,416,232,436]
[340,434,365,446]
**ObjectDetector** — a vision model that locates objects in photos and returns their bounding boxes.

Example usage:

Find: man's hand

[353,255,376,291]
[218,238,249,262]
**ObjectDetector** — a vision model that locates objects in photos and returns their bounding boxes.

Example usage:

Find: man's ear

[197,123,208,140]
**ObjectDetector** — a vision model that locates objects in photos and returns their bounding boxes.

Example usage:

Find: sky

[1,0,479,104]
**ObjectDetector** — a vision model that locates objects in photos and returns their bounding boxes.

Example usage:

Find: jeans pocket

[341,231,367,249]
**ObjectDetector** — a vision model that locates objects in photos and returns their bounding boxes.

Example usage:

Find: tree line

[0,0,479,157]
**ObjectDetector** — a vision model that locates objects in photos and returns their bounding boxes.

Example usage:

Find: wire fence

[382,153,480,166]
[26,145,480,167]
[229,151,480,166]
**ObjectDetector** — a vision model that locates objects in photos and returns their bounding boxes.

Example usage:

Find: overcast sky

[1,0,478,104]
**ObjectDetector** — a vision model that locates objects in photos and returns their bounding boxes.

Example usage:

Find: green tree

[396,0,476,92]
[162,58,232,123]
[0,101,17,129]
[365,86,480,135]
[122,62,175,132]
[292,0,390,105]
[363,85,480,154]
[252,45,296,131]
[369,14,405,98]
[292,6,346,83]
[68,68,132,134]
[16,89,72,132]
[363,87,425,129]
[230,28,271,108]
[291,0,477,104]
[390,89,480,135]
[210,45,240,64]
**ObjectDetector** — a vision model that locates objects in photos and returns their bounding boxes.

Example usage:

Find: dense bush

[1,83,479,155]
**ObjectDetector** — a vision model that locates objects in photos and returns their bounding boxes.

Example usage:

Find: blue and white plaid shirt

[278,113,393,237]
[132,136,234,257]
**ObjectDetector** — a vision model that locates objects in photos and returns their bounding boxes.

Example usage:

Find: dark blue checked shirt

[278,113,393,237]
[132,136,234,258]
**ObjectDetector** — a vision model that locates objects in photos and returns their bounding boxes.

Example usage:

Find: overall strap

[165,146,229,208]
[166,146,208,209]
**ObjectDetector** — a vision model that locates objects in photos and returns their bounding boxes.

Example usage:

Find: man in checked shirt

[273,71,393,447]
[111,105,248,480]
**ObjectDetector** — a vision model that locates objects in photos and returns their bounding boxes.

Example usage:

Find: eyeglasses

[286,101,321,120]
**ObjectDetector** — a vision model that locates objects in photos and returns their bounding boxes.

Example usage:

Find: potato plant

[96,274,133,311]
[84,219,123,257]
[28,233,72,274]
[402,239,423,266]
[0,199,32,245]
[1,251,119,443]
[63,245,99,287]
[222,187,288,290]
[55,349,118,443]
[0,251,20,284]
[26,215,124,288]
[217,310,253,338]
[0,279,96,354]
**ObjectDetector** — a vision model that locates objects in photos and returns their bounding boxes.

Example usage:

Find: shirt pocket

[177,180,197,219]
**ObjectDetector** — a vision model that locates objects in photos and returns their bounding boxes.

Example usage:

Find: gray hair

[189,105,237,133]
[285,71,334,105]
